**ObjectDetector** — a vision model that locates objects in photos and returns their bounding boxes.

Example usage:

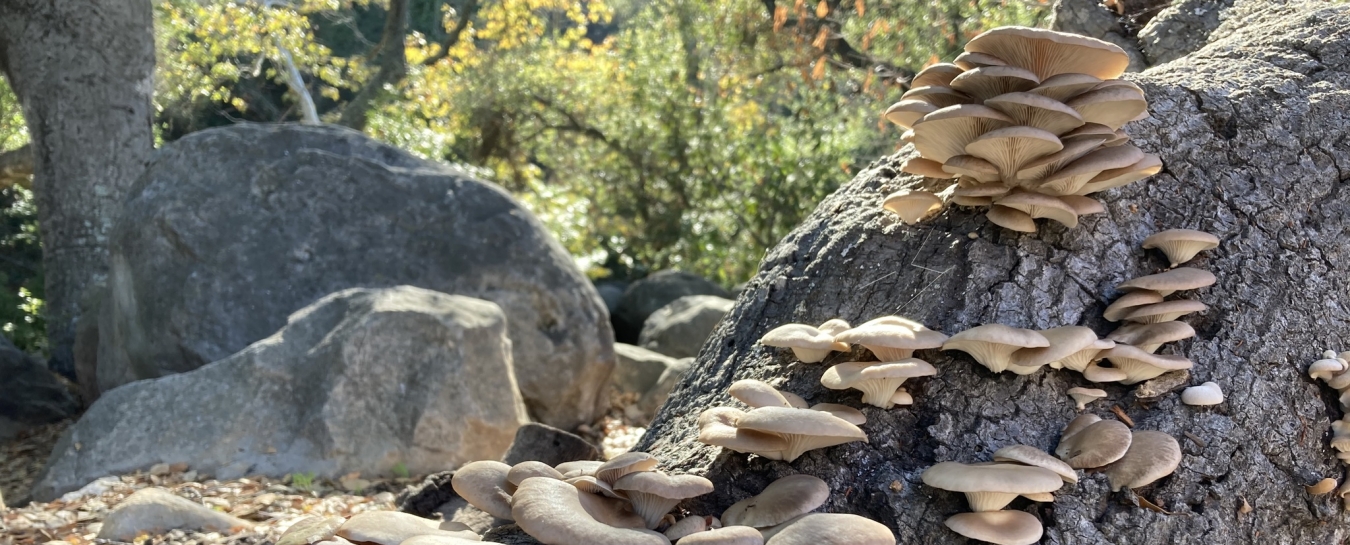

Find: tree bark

[0,0,156,375]
[634,1,1350,543]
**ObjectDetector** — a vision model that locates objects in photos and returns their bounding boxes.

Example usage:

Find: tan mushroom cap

[949,65,1041,101]
[1310,358,1348,381]
[964,26,1129,80]
[994,189,1079,228]
[1060,414,1102,446]
[555,460,603,478]
[944,510,1043,545]
[1076,154,1162,195]
[1102,430,1182,491]
[911,63,966,88]
[986,205,1037,232]
[1105,321,1195,353]
[992,444,1079,483]
[760,324,843,363]
[833,322,948,361]
[1030,73,1104,102]
[336,512,481,545]
[568,475,627,499]
[1061,122,1116,141]
[966,126,1064,182]
[729,379,792,408]
[952,177,1011,197]
[450,460,515,520]
[735,406,868,463]
[760,513,895,545]
[944,155,1003,183]
[883,100,938,130]
[921,462,1064,511]
[1009,326,1104,372]
[901,85,972,109]
[882,190,943,225]
[943,324,1050,373]
[722,474,830,529]
[1142,229,1220,267]
[1034,144,1144,196]
[680,526,765,545]
[1123,300,1208,324]
[891,388,914,406]
[596,451,660,485]
[1066,86,1147,130]
[508,461,564,488]
[664,516,709,541]
[512,477,669,545]
[900,157,954,179]
[398,535,483,545]
[1117,267,1217,297]
[1181,381,1224,406]
[912,104,1015,163]
[952,195,994,207]
[816,319,852,343]
[1103,290,1165,322]
[781,390,811,409]
[953,51,1007,70]
[810,403,868,426]
[1307,478,1338,496]
[1055,419,1132,469]
[821,359,938,408]
[698,407,790,457]
[1015,136,1109,182]
[1066,387,1108,411]
[1082,361,1127,383]
[985,92,1085,135]
[1101,344,1193,384]
[614,471,716,529]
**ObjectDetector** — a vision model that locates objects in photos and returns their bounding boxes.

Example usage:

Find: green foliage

[391,461,410,479]
[0,79,45,355]
[288,471,317,491]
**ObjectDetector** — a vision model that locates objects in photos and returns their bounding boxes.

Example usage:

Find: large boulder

[638,295,734,359]
[1138,0,1237,65]
[96,124,613,428]
[611,343,681,395]
[611,271,730,343]
[35,287,528,500]
[0,335,78,440]
[639,2,1350,543]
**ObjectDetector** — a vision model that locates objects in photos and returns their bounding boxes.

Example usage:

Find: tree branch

[422,0,480,67]
[338,0,410,129]
[758,0,912,84]
[0,143,32,189]
[276,41,319,124]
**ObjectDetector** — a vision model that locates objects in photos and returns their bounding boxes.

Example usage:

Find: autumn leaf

[812,27,829,49]
[773,5,787,32]
[815,0,829,18]
[812,56,827,80]
[855,0,865,16]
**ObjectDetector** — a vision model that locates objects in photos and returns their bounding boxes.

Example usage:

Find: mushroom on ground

[882,190,943,225]
[1102,431,1182,491]
[943,510,1043,545]
[760,323,850,363]
[992,444,1079,483]
[1055,419,1132,469]
[1116,267,1216,297]
[942,324,1050,373]
[722,475,830,528]
[1142,229,1220,267]
[734,406,868,463]
[820,358,937,408]
[596,451,660,485]
[511,477,670,545]
[759,513,896,545]
[613,472,716,529]
[450,460,515,520]
[921,462,1063,511]
[1181,382,1224,406]
[1066,387,1107,410]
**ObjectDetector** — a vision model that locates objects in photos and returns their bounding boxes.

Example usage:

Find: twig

[275,43,319,124]
[1111,405,1135,427]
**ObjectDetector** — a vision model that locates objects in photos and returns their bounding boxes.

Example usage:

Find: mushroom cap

[992,445,1079,483]
[1122,300,1208,324]
[985,92,1086,135]
[729,379,792,408]
[821,359,938,387]
[1010,326,1105,370]
[912,104,1015,162]
[760,513,895,545]
[1076,154,1163,195]
[1058,195,1106,216]
[1032,144,1144,196]
[1060,413,1102,442]
[1081,361,1127,383]
[721,475,830,528]
[1181,381,1224,406]
[760,324,839,351]
[1102,431,1182,491]
[1030,73,1104,102]
[508,461,564,488]
[949,65,1041,101]
[966,126,1064,182]
[1066,387,1108,411]
[450,460,515,520]
[943,511,1043,545]
[1055,419,1132,468]
[952,177,1011,197]
[890,388,914,406]
[810,403,868,425]
[942,324,1050,373]
[1105,321,1195,352]
[901,85,972,109]
[986,205,1037,232]
[1310,358,1348,381]
[596,451,660,485]
[1117,267,1216,296]
[922,462,1063,511]
[735,407,868,463]
[900,157,954,179]
[911,63,966,88]
[994,189,1079,228]
[399,535,483,545]
[953,51,1008,70]
[555,460,603,478]
[663,516,708,541]
[614,472,715,529]
[964,26,1129,80]
[1015,133,1107,182]
[834,322,948,361]
[511,477,670,545]
[1065,85,1147,130]
[882,190,943,225]
[336,512,481,545]
[679,526,765,545]
[1100,344,1193,384]
[945,155,1003,183]
[883,100,938,130]
[698,407,790,455]
[1307,478,1338,495]
[1142,229,1220,267]
[1102,290,1165,322]
[567,475,627,499]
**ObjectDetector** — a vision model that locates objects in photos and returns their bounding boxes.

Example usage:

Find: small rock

[500,423,601,466]
[255,493,277,505]
[340,477,371,492]
[169,462,190,473]
[336,511,479,545]
[277,516,345,545]
[150,463,171,476]
[98,488,252,541]
[372,491,396,504]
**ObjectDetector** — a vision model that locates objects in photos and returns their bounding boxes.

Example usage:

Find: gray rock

[398,472,457,518]
[1139,0,1236,65]
[613,271,730,343]
[638,2,1350,542]
[594,280,628,315]
[97,123,613,429]
[638,295,735,358]
[36,287,528,501]
[636,357,694,422]
[612,343,680,394]
[1048,0,1148,71]
[0,335,77,441]
[98,488,252,541]
[501,422,601,466]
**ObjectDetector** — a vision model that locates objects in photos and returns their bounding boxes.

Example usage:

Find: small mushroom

[945,156,1003,183]
[953,51,1007,70]
[1180,382,1223,406]
[1116,267,1216,297]
[911,63,966,88]
[1066,387,1107,410]
[882,190,943,225]
[759,513,896,545]
[1310,358,1347,381]
[596,451,660,485]
[1083,361,1127,383]
[734,406,868,463]
[1102,430,1182,491]
[511,477,669,544]
[890,388,914,406]
[984,92,1085,135]
[921,462,1063,511]
[760,323,850,363]
[613,471,716,529]
[1060,413,1102,443]
[1055,419,1132,469]
[1142,229,1220,267]
[986,205,1037,232]
[943,511,1043,545]
[820,359,937,408]
[967,128,1064,184]
[810,403,868,425]
[1033,144,1144,196]
[722,474,830,528]
[568,475,627,499]
[1103,290,1165,323]
[1123,299,1208,324]
[949,66,1041,102]
[1029,73,1103,102]
[1307,478,1338,495]
[1100,344,1193,384]
[679,526,765,545]
[942,324,1050,373]
[992,444,1079,483]
[729,379,792,408]
[450,460,515,520]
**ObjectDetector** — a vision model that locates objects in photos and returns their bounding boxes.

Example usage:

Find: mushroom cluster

[939,323,1121,410]
[1308,349,1350,506]
[880,26,1158,231]
[1053,414,1181,492]
[697,379,868,462]
[274,510,484,545]
[704,474,895,544]
[921,444,1073,545]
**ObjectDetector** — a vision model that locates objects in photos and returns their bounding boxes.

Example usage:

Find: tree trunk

[635,1,1350,543]
[0,0,156,376]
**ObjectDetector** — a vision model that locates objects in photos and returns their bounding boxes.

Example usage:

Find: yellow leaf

[812,56,827,80]
[773,5,787,32]
[855,0,865,16]
[815,0,829,18]
[812,27,828,49]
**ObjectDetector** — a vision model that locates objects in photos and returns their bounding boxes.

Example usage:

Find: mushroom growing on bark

[1142,229,1220,267]
[511,477,670,545]
[721,475,830,528]
[734,406,869,463]
[1181,381,1224,406]
[1066,387,1107,410]
[613,471,715,529]
[921,462,1063,511]
[759,322,851,363]
[942,324,1050,373]
[1101,431,1182,491]
[820,358,937,408]
[944,510,1044,545]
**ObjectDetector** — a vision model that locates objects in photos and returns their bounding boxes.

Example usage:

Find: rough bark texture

[0,0,156,377]
[634,2,1350,544]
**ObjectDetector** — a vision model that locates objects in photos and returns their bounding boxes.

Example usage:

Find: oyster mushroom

[992,444,1079,483]
[450,460,515,520]
[1105,321,1195,353]
[883,100,938,130]
[1116,267,1216,297]
[942,324,1050,373]
[833,319,948,361]
[912,104,1015,163]
[1100,344,1193,384]
[680,526,765,545]
[962,26,1130,80]
[882,190,943,225]
[613,472,716,529]
[1142,229,1220,267]
[759,323,850,363]
[1066,387,1107,410]
[760,513,895,545]
[722,475,830,528]
[921,462,1063,511]
[1102,431,1182,491]
[820,358,938,408]
[1055,419,1132,469]
[1181,381,1224,406]
[729,379,792,409]
[697,407,789,459]
[734,406,868,463]
[511,477,669,544]
[943,511,1043,545]
[1010,326,1112,373]
[596,451,659,485]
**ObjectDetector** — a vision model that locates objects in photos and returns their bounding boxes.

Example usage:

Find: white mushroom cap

[1065,85,1147,130]
[953,51,1007,70]
[1100,344,1193,384]
[943,510,1043,545]
[882,190,943,225]
[833,321,948,362]
[1102,431,1182,491]
[883,100,938,130]
[1082,361,1127,383]
[1058,195,1105,216]
[1015,136,1108,182]
[1181,382,1224,406]
[1123,299,1208,324]
[1055,419,1132,469]
[1010,326,1111,373]
[1075,154,1162,195]
[781,390,811,409]
[735,406,869,463]
[985,92,1085,135]
[722,474,830,528]
[945,156,1003,183]
[759,513,895,545]
[1102,290,1165,322]
[949,65,1041,101]
[921,462,1063,511]
[729,379,792,408]
[963,26,1130,80]
[511,477,670,544]
[613,472,715,529]
[901,85,972,109]
[820,359,937,408]
[992,444,1079,483]
[890,388,914,406]
[596,451,660,485]
[1310,358,1347,381]
[555,460,603,479]
[1105,321,1195,353]
[942,324,1050,373]
[679,526,765,545]
[1066,387,1107,411]
[994,189,1080,229]
[1142,229,1220,267]
[1117,267,1216,297]
[810,403,868,425]
[450,460,515,520]
[1032,144,1144,196]
[760,324,844,363]
[1029,73,1104,102]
